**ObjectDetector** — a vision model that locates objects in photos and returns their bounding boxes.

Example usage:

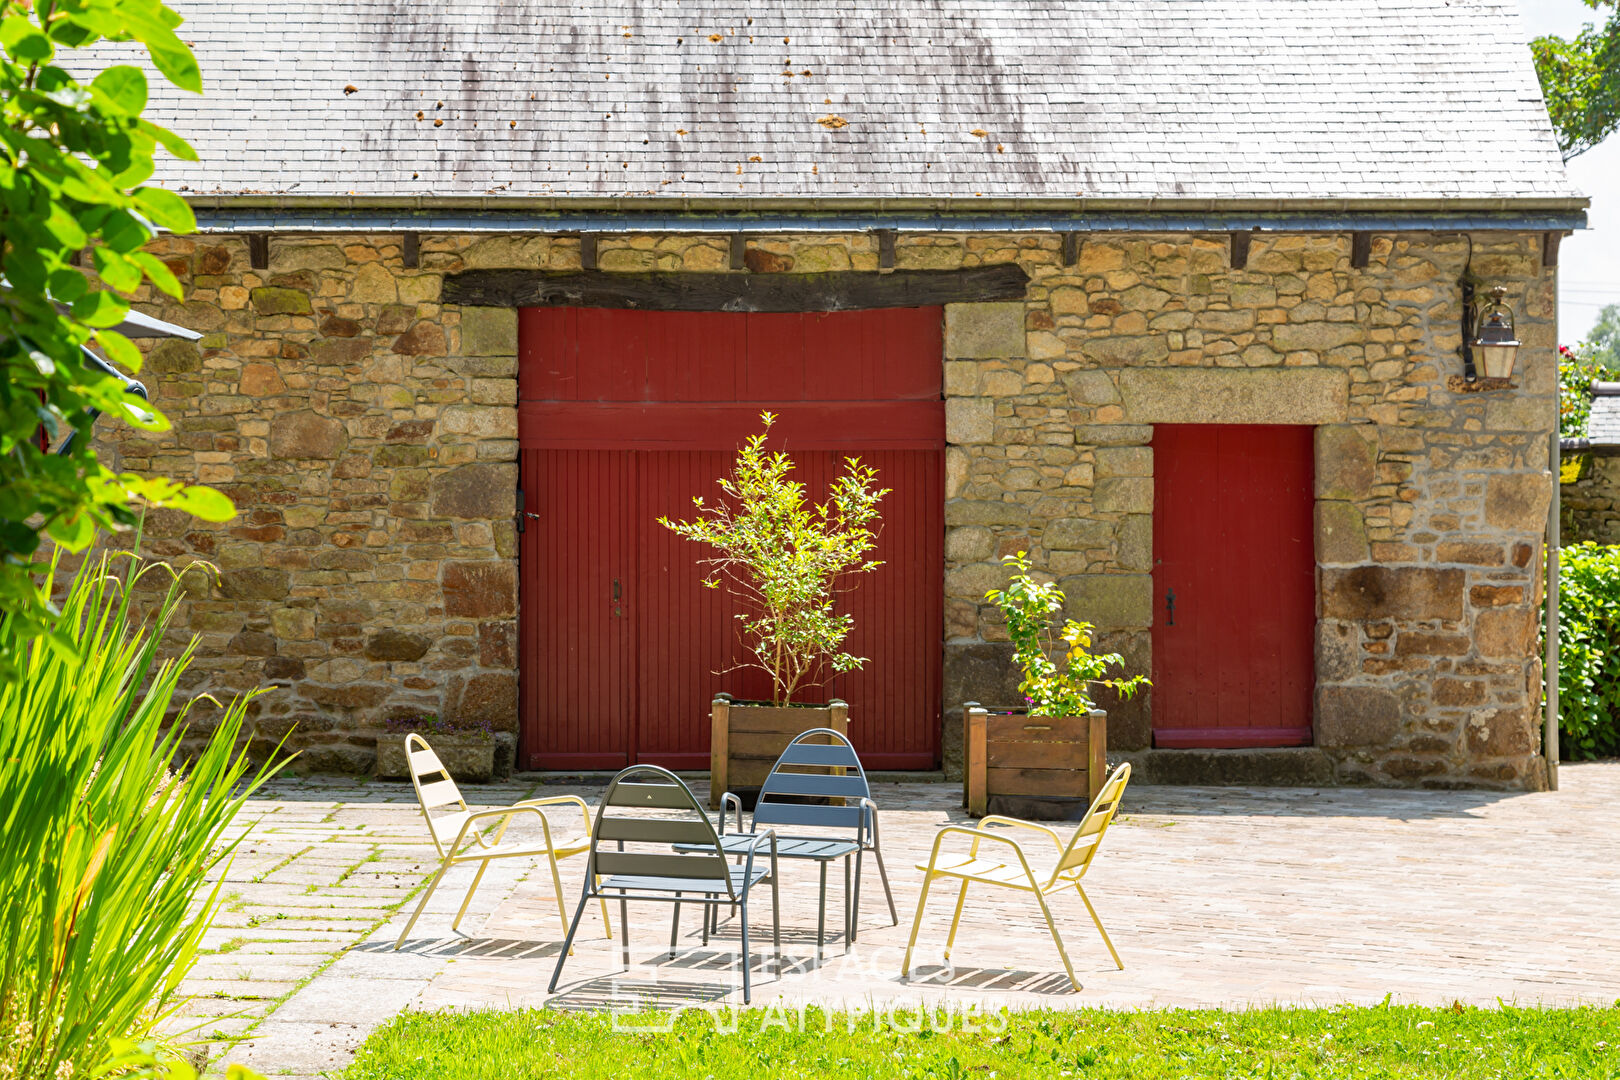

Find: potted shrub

[965,553,1148,821]
[374,715,504,783]
[659,411,887,807]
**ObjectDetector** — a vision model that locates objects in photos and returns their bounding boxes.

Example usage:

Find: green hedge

[1559,541,1620,759]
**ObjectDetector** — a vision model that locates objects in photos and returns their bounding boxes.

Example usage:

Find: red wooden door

[518,307,944,770]
[1150,424,1316,748]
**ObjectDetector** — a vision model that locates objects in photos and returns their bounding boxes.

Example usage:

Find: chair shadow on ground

[358,935,565,960]
[903,964,1079,995]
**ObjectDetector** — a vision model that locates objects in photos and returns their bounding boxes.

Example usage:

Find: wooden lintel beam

[1061,232,1081,267]
[1543,231,1563,268]
[578,234,597,271]
[730,234,747,271]
[248,234,269,270]
[402,232,420,269]
[1350,232,1372,269]
[442,265,1032,312]
[876,229,897,271]
[1229,231,1251,270]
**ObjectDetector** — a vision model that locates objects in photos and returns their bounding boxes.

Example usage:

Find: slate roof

[113,0,1581,205]
[1587,384,1620,448]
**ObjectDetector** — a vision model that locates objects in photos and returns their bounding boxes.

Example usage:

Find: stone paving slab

[181,764,1620,1079]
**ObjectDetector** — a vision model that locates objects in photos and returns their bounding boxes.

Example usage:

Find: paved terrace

[182,763,1620,1078]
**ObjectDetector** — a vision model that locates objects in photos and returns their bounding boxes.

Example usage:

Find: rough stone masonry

[106,229,1556,788]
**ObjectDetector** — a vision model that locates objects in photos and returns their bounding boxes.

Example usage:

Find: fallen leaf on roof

[817,115,848,129]
[343,84,358,95]
[415,111,424,120]
[676,128,688,135]
[970,129,987,137]
[709,33,722,41]
[509,120,517,128]
[749,155,762,162]
[433,118,444,127]
[435,101,444,109]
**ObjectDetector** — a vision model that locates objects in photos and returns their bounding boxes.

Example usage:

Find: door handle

[1165,588,1175,627]
[612,578,622,617]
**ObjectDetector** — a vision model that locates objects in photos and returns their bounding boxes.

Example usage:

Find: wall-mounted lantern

[1471,286,1522,380]
[1460,281,1522,384]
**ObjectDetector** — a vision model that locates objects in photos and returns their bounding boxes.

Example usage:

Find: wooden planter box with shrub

[710,693,848,808]
[963,703,1107,821]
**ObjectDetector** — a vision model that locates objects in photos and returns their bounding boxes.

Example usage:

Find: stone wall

[108,229,1556,787]
[1561,453,1620,544]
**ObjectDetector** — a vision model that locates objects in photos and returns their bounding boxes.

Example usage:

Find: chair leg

[944,881,970,960]
[1033,886,1081,992]
[394,859,450,950]
[850,848,862,943]
[739,893,752,1005]
[545,856,575,955]
[1076,884,1124,970]
[451,860,490,932]
[842,854,851,954]
[900,871,936,980]
[595,874,613,940]
[546,888,594,993]
[815,861,827,966]
[620,895,631,970]
[872,844,899,925]
[770,864,781,968]
[669,893,681,956]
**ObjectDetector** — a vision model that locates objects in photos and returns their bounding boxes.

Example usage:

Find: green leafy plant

[659,411,887,704]
[1,0,233,649]
[985,553,1148,716]
[0,551,285,1080]
[1557,541,1620,760]
[1531,0,1620,160]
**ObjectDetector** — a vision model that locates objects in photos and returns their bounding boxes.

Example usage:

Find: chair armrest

[448,805,554,853]
[921,825,1043,884]
[736,828,778,898]
[858,797,883,849]
[719,791,745,837]
[514,794,594,838]
[976,815,1065,858]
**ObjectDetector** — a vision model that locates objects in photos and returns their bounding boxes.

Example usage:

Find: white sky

[1518,0,1620,341]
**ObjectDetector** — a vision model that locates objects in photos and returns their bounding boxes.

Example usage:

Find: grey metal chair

[548,764,780,1003]
[697,727,899,959]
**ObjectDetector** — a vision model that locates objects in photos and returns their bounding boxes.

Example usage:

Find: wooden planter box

[375,736,496,783]
[710,694,848,809]
[963,703,1107,821]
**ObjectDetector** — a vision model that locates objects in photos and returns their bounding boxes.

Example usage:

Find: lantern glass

[1471,287,1521,381]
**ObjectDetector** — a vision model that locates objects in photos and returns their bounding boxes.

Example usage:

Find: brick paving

[187,763,1620,1078]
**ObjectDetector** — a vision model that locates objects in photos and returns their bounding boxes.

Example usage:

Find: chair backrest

[592,765,737,896]
[751,727,872,840]
[1052,762,1132,883]
[404,733,470,857]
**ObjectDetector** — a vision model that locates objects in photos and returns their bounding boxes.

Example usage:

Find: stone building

[106,1,1583,789]
[1561,383,1620,544]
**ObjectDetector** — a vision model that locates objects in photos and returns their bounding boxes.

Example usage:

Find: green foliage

[1558,343,1610,439]
[1,0,232,650]
[984,552,1147,716]
[1558,541,1620,760]
[343,1001,1620,1080]
[659,412,887,704]
[0,552,284,1080]
[1531,0,1620,160]
[1583,301,1620,371]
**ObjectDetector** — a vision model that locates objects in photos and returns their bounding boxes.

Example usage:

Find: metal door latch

[1165,588,1175,626]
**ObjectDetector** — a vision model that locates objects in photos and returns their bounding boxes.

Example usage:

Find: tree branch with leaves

[1531,0,1620,160]
[1,0,232,651]
[659,411,888,705]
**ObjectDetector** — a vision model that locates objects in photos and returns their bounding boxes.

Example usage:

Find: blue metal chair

[698,728,899,959]
[548,764,780,1003]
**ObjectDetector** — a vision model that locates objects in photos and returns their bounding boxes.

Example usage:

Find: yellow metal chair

[901,761,1131,991]
[393,733,611,950]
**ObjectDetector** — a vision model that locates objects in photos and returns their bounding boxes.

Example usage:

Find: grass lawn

[343,1001,1620,1079]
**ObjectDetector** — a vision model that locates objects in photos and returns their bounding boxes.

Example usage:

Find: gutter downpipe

[1546,430,1560,792]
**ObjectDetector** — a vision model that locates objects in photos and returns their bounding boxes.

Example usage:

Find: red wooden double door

[518,307,945,771]
[1151,424,1317,748]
